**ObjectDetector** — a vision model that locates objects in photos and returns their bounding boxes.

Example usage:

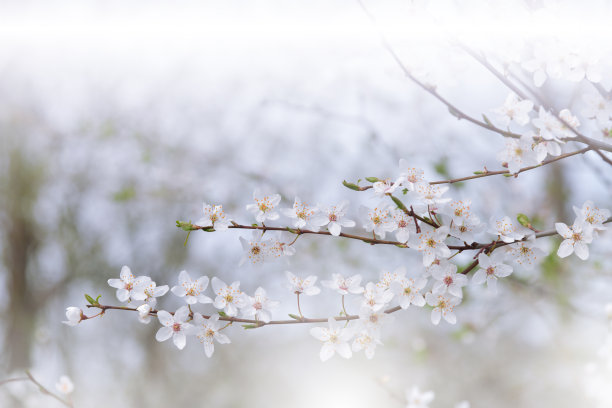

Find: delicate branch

[430,147,591,184]
[87,303,402,327]
[24,371,73,408]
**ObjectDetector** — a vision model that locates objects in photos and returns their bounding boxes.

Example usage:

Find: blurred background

[1,1,611,407]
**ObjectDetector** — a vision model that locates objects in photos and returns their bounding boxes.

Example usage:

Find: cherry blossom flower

[62,307,83,326]
[449,219,485,244]
[246,189,281,223]
[55,376,74,395]
[473,252,513,294]
[555,221,594,260]
[582,93,612,126]
[491,93,533,127]
[390,277,427,309]
[406,386,435,408]
[195,203,231,231]
[531,133,561,162]
[361,282,394,311]
[310,201,356,236]
[399,159,425,191]
[137,304,152,324]
[573,201,610,232]
[431,262,468,298]
[532,107,579,142]
[413,182,451,206]
[566,51,603,83]
[310,317,353,361]
[191,313,231,357]
[239,232,272,266]
[377,267,408,290]
[373,177,403,196]
[557,108,580,138]
[171,270,211,305]
[496,134,538,174]
[440,200,478,225]
[358,306,393,332]
[360,206,395,239]
[322,273,364,295]
[282,197,321,231]
[155,306,193,350]
[391,209,416,243]
[508,236,545,270]
[107,266,151,303]
[425,292,461,325]
[488,216,525,243]
[211,277,247,316]
[141,281,169,308]
[285,271,321,296]
[352,330,383,359]
[268,232,296,258]
[409,226,451,266]
[242,287,279,323]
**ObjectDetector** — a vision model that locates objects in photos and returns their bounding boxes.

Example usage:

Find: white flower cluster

[403,385,469,408]
[99,267,280,357]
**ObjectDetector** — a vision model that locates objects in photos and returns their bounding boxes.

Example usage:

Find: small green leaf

[482,114,493,126]
[95,295,102,303]
[85,294,96,305]
[517,213,531,228]
[288,314,301,320]
[365,177,379,183]
[218,311,227,317]
[473,171,484,175]
[503,173,514,177]
[202,227,215,232]
[402,188,408,195]
[176,221,196,231]
[342,180,361,191]
[242,324,259,329]
[390,195,406,211]
[252,223,259,227]
[286,227,297,234]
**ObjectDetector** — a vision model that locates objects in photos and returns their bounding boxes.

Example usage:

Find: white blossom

[141,281,169,308]
[573,200,610,232]
[409,226,451,266]
[556,221,594,260]
[55,376,74,395]
[211,277,247,316]
[496,134,538,174]
[360,205,396,239]
[195,203,231,231]
[241,287,279,323]
[285,271,321,296]
[322,273,364,295]
[362,282,394,311]
[425,292,461,325]
[107,266,151,303]
[582,93,612,126]
[391,209,416,243]
[171,270,212,305]
[137,304,152,324]
[352,329,383,359]
[398,159,425,191]
[473,252,513,294]
[311,201,356,236]
[239,232,272,266]
[155,306,193,350]
[62,307,83,326]
[310,317,353,361]
[413,182,451,206]
[282,197,321,231]
[192,313,231,357]
[431,262,468,298]
[246,189,281,223]
[390,277,427,309]
[373,177,403,196]
[491,93,533,127]
[508,235,545,270]
[488,216,525,243]
[406,386,435,408]
[357,306,393,332]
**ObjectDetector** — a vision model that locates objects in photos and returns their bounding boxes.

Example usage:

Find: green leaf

[95,295,102,303]
[85,294,96,305]
[482,114,493,127]
[473,171,485,175]
[176,221,196,231]
[516,213,531,228]
[288,314,301,320]
[503,173,514,177]
[365,177,379,183]
[286,227,297,234]
[390,195,406,211]
[342,180,361,191]
[202,227,215,232]
[218,311,227,317]
[242,324,259,329]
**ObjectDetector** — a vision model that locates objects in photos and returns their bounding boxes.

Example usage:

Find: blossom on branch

[282,197,321,231]
[398,159,425,191]
[246,189,281,223]
[171,270,211,305]
[310,201,356,236]
[242,287,279,323]
[361,205,395,239]
[191,313,231,357]
[431,262,468,298]
[285,271,321,296]
[310,317,353,361]
[155,306,193,350]
[211,277,247,317]
[555,221,593,260]
[107,265,151,303]
[425,292,461,325]
[409,226,451,267]
[491,93,533,127]
[62,307,83,326]
[322,273,364,295]
[472,252,513,294]
[195,203,231,231]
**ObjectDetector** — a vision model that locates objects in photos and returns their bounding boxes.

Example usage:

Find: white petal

[310,327,329,341]
[444,311,457,324]
[155,326,173,342]
[157,310,174,327]
[320,343,335,362]
[431,309,441,325]
[335,343,352,359]
[574,242,589,260]
[120,265,132,281]
[472,269,486,285]
[557,240,574,258]
[173,333,187,350]
[116,289,130,302]
[328,222,341,236]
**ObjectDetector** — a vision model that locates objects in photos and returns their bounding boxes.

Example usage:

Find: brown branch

[430,147,591,184]
[24,371,73,408]
[86,303,403,328]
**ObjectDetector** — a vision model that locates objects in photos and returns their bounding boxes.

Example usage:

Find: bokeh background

[1,1,612,407]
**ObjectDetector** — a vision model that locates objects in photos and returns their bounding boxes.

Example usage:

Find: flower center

[443,276,454,286]
[172,323,181,332]
[369,315,378,324]
[206,328,215,338]
[251,245,261,255]
[572,232,582,242]
[329,213,338,222]
[398,220,407,228]
[486,266,495,276]
[459,225,468,232]
[426,238,436,247]
[403,287,412,295]
[225,294,234,303]
[253,301,262,310]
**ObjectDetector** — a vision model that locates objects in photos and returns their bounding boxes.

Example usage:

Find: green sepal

[365,177,379,183]
[242,324,259,329]
[218,311,227,317]
[288,314,301,320]
[85,294,96,305]
[390,195,406,211]
[517,213,531,228]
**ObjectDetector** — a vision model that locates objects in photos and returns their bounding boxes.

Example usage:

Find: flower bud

[62,307,83,326]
